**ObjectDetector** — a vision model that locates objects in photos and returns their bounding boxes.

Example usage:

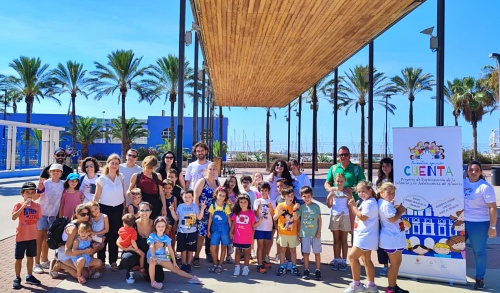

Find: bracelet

[490,226,496,230]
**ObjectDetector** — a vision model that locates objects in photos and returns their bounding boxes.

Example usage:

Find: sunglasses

[131,192,141,196]
[165,156,174,159]
[339,153,350,157]
[139,209,151,212]
[127,154,138,158]
[79,212,89,217]
[275,164,284,168]
[55,153,66,158]
[85,165,94,168]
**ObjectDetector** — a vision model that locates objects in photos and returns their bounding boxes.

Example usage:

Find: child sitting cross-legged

[116,213,145,284]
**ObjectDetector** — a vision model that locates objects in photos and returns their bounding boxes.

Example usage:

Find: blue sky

[0,0,499,154]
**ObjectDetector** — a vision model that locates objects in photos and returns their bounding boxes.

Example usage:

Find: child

[253,182,274,273]
[117,213,145,283]
[273,186,300,276]
[71,222,101,284]
[378,182,408,293]
[274,179,299,268]
[12,182,42,289]
[34,163,65,274]
[171,189,205,273]
[230,194,261,276]
[298,186,322,280]
[87,201,109,266]
[127,188,142,218]
[224,175,240,207]
[147,217,202,289]
[240,175,257,259]
[344,181,380,293]
[207,186,232,273]
[59,173,84,219]
[251,172,264,198]
[163,179,178,244]
[326,173,352,271]
[167,169,184,204]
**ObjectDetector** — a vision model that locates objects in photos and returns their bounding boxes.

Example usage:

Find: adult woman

[193,162,219,267]
[267,159,295,203]
[118,202,165,285]
[93,153,126,272]
[375,157,393,276]
[129,155,166,220]
[289,158,311,204]
[157,151,186,190]
[49,204,102,280]
[464,161,497,290]
[79,157,100,203]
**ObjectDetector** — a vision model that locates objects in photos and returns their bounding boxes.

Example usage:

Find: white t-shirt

[245,189,257,207]
[353,197,379,251]
[253,198,273,232]
[79,173,100,203]
[378,199,406,249]
[185,160,211,190]
[39,180,64,216]
[330,190,350,216]
[119,163,142,206]
[464,178,497,222]
[96,173,125,207]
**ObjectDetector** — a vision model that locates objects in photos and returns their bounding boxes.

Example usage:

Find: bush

[91,153,108,161]
[235,152,250,161]
[462,149,500,164]
[137,147,160,161]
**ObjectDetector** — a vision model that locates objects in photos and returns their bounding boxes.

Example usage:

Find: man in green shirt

[324,146,366,200]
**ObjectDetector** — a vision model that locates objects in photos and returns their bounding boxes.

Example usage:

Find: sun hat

[22,182,37,191]
[49,163,63,171]
[66,173,80,181]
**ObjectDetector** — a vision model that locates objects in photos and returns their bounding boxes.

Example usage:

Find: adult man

[185,141,211,190]
[324,146,366,199]
[40,148,73,180]
[120,148,142,206]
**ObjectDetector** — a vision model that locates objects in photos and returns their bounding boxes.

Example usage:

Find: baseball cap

[49,163,63,171]
[66,173,80,181]
[22,182,37,191]
[54,147,66,155]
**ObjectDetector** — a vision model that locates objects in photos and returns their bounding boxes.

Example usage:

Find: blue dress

[71,236,92,267]
[196,179,217,236]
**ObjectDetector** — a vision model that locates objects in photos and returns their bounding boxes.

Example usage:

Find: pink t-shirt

[231,210,256,245]
[60,190,83,219]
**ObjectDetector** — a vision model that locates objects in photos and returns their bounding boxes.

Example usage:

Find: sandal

[78,275,86,284]
[151,281,163,289]
[208,264,217,273]
[139,267,147,277]
[110,262,119,272]
[215,266,223,274]
[193,258,201,268]
[90,271,101,279]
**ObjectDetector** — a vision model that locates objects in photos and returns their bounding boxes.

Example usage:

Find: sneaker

[233,265,241,276]
[314,270,322,281]
[276,266,286,276]
[331,259,339,270]
[188,275,202,284]
[12,277,21,290]
[258,265,267,274]
[386,288,395,293]
[49,259,59,279]
[193,258,201,268]
[363,284,379,293]
[473,278,485,290]
[344,282,365,293]
[380,266,388,276]
[286,260,293,271]
[126,276,135,284]
[242,266,249,276]
[41,260,51,269]
[225,256,235,264]
[265,255,270,263]
[339,260,347,271]
[275,253,280,263]
[395,285,409,293]
[292,266,301,276]
[329,258,336,265]
[26,275,41,285]
[33,264,44,274]
[262,261,272,268]
[185,264,192,273]
[180,264,187,273]
[302,269,310,280]
[250,250,256,259]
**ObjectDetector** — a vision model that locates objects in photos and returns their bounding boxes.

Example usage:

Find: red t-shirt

[13,202,41,242]
[118,226,137,248]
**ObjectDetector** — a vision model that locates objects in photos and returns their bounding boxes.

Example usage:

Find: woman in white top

[79,157,100,203]
[93,153,126,272]
[375,157,393,276]
[464,161,497,290]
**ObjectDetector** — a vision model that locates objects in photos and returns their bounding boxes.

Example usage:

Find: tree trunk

[121,91,127,160]
[454,113,458,126]
[71,94,77,154]
[82,143,89,158]
[473,120,478,160]
[13,96,17,113]
[170,99,175,151]
[360,104,365,169]
[265,108,270,171]
[409,95,414,127]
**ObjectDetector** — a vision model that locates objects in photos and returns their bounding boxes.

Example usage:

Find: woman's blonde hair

[85,201,99,210]
[102,153,121,175]
[142,155,158,169]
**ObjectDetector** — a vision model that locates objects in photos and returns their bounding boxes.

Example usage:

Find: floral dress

[197,179,218,236]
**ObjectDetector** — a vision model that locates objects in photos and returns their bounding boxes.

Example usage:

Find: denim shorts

[210,230,231,246]
[37,215,57,230]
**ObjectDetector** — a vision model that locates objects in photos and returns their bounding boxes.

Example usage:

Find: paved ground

[0,168,499,292]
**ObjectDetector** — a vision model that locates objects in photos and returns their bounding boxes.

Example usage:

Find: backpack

[136,172,160,190]
[46,217,71,250]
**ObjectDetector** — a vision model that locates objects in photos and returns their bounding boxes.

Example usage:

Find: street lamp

[2,89,7,140]
[489,53,500,133]
[385,94,391,157]
[102,111,106,143]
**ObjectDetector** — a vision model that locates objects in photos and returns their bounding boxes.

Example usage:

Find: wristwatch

[490,226,496,230]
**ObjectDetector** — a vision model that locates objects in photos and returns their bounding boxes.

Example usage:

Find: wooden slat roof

[190,0,425,107]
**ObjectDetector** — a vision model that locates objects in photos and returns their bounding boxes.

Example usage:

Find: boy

[240,175,256,205]
[162,179,177,249]
[171,189,205,273]
[127,188,142,218]
[117,213,145,284]
[273,186,300,276]
[12,182,42,289]
[167,169,184,204]
[298,186,322,280]
[253,182,274,273]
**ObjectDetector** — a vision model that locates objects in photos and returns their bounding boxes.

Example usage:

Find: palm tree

[91,49,150,159]
[389,67,435,127]
[481,65,499,101]
[108,117,149,152]
[145,55,194,148]
[444,79,462,126]
[339,65,395,168]
[453,77,497,159]
[51,61,93,153]
[71,117,103,158]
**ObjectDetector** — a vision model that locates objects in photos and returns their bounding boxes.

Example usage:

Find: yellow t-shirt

[208,202,231,217]
[275,202,298,236]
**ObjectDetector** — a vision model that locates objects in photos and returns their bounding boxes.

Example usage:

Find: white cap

[49,163,63,171]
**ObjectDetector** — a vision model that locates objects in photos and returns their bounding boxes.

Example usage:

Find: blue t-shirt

[146,233,172,258]
[176,203,200,233]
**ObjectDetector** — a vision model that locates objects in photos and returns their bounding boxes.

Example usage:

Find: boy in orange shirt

[117,213,145,283]
[12,182,42,289]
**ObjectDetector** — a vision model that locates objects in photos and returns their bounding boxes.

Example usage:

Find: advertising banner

[393,127,466,285]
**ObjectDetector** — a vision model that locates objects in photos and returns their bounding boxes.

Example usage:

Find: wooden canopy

[190,0,425,107]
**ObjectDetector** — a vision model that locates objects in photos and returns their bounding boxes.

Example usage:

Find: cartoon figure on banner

[408,140,445,160]
[446,235,466,259]
[433,242,451,258]
[449,209,464,221]
[452,220,465,236]
[409,236,434,257]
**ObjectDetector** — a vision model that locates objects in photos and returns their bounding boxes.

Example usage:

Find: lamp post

[2,89,7,140]
[177,0,186,163]
[287,103,291,160]
[385,94,391,157]
[102,111,106,143]
[490,53,500,132]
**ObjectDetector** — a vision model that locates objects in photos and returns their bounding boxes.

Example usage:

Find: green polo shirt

[325,162,366,200]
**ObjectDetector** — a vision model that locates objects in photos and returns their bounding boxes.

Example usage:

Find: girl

[147,217,201,289]
[251,172,264,199]
[326,173,352,271]
[59,173,84,219]
[230,194,262,276]
[34,163,65,274]
[207,187,232,274]
[87,201,109,266]
[378,182,409,293]
[127,188,142,218]
[71,222,102,284]
[224,175,241,207]
[375,157,393,276]
[344,181,379,293]
[79,157,100,204]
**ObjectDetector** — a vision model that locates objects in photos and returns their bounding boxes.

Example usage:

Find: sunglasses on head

[55,153,66,158]
[79,212,89,217]
[339,153,350,157]
[127,154,137,158]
